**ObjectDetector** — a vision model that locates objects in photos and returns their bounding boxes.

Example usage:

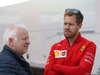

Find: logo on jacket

[54,50,67,58]
[55,51,59,57]
[81,46,85,51]
[61,51,66,56]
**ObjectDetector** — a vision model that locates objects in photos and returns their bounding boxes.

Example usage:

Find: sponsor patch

[55,51,59,57]
[61,50,66,57]
[87,52,94,58]
[54,50,67,58]
[85,59,92,64]
[85,55,93,61]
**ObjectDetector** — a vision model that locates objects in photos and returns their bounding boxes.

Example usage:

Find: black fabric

[0,45,33,75]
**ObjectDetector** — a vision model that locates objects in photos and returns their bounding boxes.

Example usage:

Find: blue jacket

[0,45,33,75]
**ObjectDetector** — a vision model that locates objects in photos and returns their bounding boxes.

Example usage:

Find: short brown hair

[64,8,83,25]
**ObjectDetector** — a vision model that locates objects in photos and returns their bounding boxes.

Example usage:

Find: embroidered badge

[54,50,67,58]
[61,51,66,56]
[81,46,85,51]
[61,50,66,57]
[54,50,60,58]
[55,51,59,57]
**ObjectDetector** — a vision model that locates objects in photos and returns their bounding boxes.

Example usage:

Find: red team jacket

[44,33,96,75]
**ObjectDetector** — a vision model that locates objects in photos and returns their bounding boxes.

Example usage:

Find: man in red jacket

[44,8,96,75]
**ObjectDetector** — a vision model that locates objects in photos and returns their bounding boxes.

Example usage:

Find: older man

[0,24,33,75]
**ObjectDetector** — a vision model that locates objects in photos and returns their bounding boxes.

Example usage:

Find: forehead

[17,28,28,37]
[64,15,77,22]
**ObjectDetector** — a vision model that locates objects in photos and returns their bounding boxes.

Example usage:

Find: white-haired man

[0,24,33,75]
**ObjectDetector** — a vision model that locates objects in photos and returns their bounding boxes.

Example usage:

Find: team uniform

[44,33,96,75]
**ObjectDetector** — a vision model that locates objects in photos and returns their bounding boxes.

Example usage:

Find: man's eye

[69,24,74,26]
[64,23,67,25]
[22,38,26,40]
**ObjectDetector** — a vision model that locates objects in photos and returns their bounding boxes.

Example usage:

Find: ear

[9,38,14,46]
[78,23,82,30]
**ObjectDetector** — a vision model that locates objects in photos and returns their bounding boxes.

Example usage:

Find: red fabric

[44,33,96,75]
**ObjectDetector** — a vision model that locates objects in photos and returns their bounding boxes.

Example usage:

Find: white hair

[3,24,28,45]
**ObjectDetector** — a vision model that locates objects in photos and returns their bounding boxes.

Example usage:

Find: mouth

[65,30,70,34]
[24,45,29,49]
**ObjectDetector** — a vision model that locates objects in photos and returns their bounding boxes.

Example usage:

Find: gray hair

[3,24,28,45]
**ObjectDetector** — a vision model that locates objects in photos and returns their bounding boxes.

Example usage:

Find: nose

[27,39,30,45]
[64,24,70,29]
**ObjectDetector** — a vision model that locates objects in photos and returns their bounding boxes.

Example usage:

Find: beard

[64,30,78,39]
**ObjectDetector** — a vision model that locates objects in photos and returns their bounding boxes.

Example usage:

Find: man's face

[63,15,81,39]
[13,28,30,56]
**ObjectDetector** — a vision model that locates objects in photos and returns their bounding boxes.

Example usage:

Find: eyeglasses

[65,8,80,14]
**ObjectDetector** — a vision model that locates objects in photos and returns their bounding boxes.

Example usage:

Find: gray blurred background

[0,0,100,75]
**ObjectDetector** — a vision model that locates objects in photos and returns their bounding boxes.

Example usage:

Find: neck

[67,32,79,47]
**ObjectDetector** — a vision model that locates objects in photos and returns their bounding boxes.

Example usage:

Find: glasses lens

[73,9,79,14]
[65,9,79,14]
[65,8,71,12]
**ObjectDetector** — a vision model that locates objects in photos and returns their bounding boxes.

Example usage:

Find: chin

[65,34,70,37]
[25,49,28,52]
[24,49,28,53]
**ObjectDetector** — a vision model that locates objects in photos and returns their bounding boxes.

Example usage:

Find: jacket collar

[65,32,82,46]
[3,45,26,62]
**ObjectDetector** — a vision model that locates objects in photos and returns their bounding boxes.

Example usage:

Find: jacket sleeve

[53,42,96,75]
[0,62,18,75]
[44,44,62,75]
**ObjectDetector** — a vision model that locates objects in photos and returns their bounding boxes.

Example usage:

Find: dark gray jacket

[0,45,33,75]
